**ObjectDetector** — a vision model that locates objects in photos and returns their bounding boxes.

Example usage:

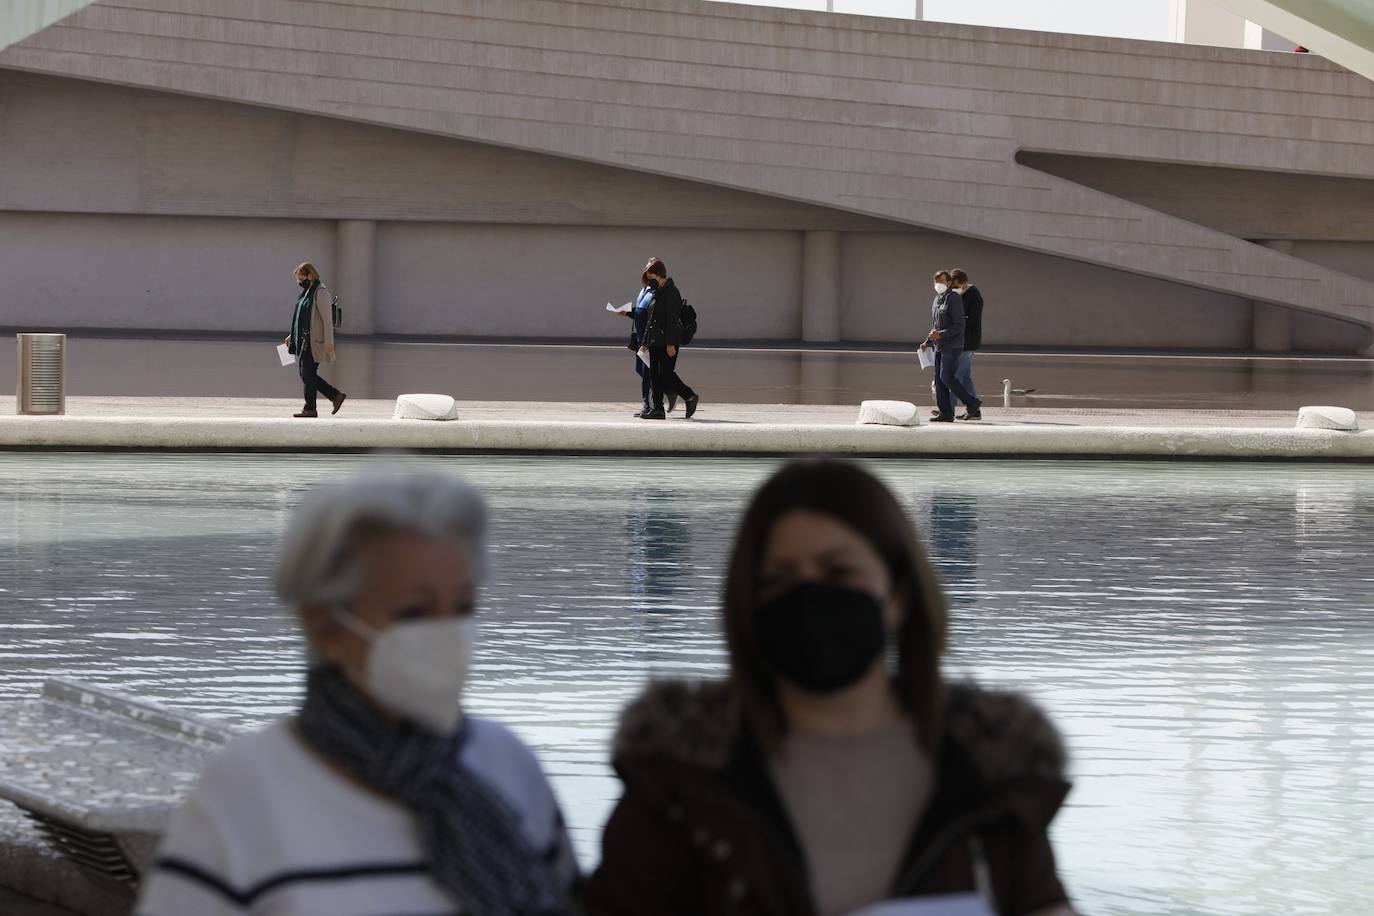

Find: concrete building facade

[1170,0,1294,50]
[1,0,1372,355]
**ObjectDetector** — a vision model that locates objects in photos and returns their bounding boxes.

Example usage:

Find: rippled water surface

[2,454,1372,915]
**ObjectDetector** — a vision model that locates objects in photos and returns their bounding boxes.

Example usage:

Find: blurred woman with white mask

[136,470,579,916]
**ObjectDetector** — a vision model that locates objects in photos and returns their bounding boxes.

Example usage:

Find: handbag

[319,283,343,329]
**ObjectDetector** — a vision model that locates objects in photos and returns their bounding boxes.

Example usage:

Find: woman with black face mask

[587,459,1075,916]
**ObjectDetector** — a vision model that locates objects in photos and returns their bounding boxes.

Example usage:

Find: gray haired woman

[136,470,579,916]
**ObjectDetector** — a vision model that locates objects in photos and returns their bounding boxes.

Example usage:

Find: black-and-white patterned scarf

[296,666,565,916]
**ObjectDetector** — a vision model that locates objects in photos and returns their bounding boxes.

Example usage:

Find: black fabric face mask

[299,278,311,289]
[755,581,887,695]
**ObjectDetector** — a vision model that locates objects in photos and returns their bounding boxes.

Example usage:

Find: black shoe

[293,409,318,418]
[331,392,347,415]
[930,409,943,418]
[960,407,982,421]
[640,410,666,420]
[684,395,700,419]
[930,414,954,423]
[635,403,651,418]
[667,393,678,414]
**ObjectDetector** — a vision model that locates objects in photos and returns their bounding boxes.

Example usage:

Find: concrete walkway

[0,397,1370,459]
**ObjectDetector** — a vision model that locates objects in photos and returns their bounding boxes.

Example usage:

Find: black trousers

[648,347,695,411]
[298,344,341,412]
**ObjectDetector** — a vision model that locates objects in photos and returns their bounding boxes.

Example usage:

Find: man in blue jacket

[630,274,657,417]
[921,270,982,422]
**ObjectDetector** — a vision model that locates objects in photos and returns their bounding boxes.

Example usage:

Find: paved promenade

[0,397,1370,459]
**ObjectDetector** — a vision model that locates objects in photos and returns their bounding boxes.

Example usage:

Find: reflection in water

[0,455,1372,915]
[626,495,693,603]
[926,492,979,603]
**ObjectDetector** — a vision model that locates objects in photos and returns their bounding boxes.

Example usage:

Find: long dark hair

[723,459,947,752]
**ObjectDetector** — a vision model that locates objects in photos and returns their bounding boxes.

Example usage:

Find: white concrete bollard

[1295,406,1359,431]
[857,400,921,427]
[393,394,461,421]
[1003,379,1012,410]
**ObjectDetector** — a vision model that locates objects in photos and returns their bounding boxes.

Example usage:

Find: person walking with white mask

[921,270,982,422]
[136,470,579,916]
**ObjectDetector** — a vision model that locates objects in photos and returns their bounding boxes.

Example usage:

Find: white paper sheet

[606,301,634,314]
[637,348,651,367]
[845,894,995,916]
[277,343,296,367]
[917,346,936,369]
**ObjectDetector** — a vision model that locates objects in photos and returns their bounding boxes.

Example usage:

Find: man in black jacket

[949,268,983,421]
[639,260,700,420]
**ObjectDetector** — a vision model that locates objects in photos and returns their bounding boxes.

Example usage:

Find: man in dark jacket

[639,260,700,420]
[922,270,981,422]
[950,268,983,420]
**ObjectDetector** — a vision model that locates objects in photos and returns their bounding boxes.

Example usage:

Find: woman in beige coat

[284,261,346,418]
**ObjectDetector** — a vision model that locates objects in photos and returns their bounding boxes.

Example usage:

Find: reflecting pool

[1,454,1372,915]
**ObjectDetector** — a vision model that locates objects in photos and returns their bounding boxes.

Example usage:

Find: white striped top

[135,717,578,915]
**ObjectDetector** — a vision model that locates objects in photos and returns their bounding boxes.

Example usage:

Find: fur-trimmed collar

[612,679,1067,789]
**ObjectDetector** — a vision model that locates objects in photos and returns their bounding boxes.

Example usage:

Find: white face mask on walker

[333,608,476,735]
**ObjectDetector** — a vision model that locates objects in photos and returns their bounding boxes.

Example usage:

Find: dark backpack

[679,300,698,345]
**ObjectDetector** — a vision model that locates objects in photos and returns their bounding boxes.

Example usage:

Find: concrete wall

[841,232,1254,349]
[1285,241,1374,283]
[0,71,1363,352]
[1287,304,1367,352]
[0,212,335,332]
[1262,241,1374,351]
[843,231,1363,352]
[1170,0,1248,46]
[0,209,1363,351]
[375,224,803,339]
[6,0,1373,336]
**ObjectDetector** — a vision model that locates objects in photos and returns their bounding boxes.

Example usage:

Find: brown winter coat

[585,680,1072,916]
[309,284,337,364]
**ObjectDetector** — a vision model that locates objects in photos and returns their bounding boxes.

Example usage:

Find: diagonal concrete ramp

[0,0,97,52]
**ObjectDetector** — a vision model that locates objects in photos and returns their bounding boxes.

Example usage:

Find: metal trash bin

[17,333,66,415]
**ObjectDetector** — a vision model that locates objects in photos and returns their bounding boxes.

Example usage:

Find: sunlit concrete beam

[1214,0,1374,79]
[0,0,99,52]
[1211,1,1374,352]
